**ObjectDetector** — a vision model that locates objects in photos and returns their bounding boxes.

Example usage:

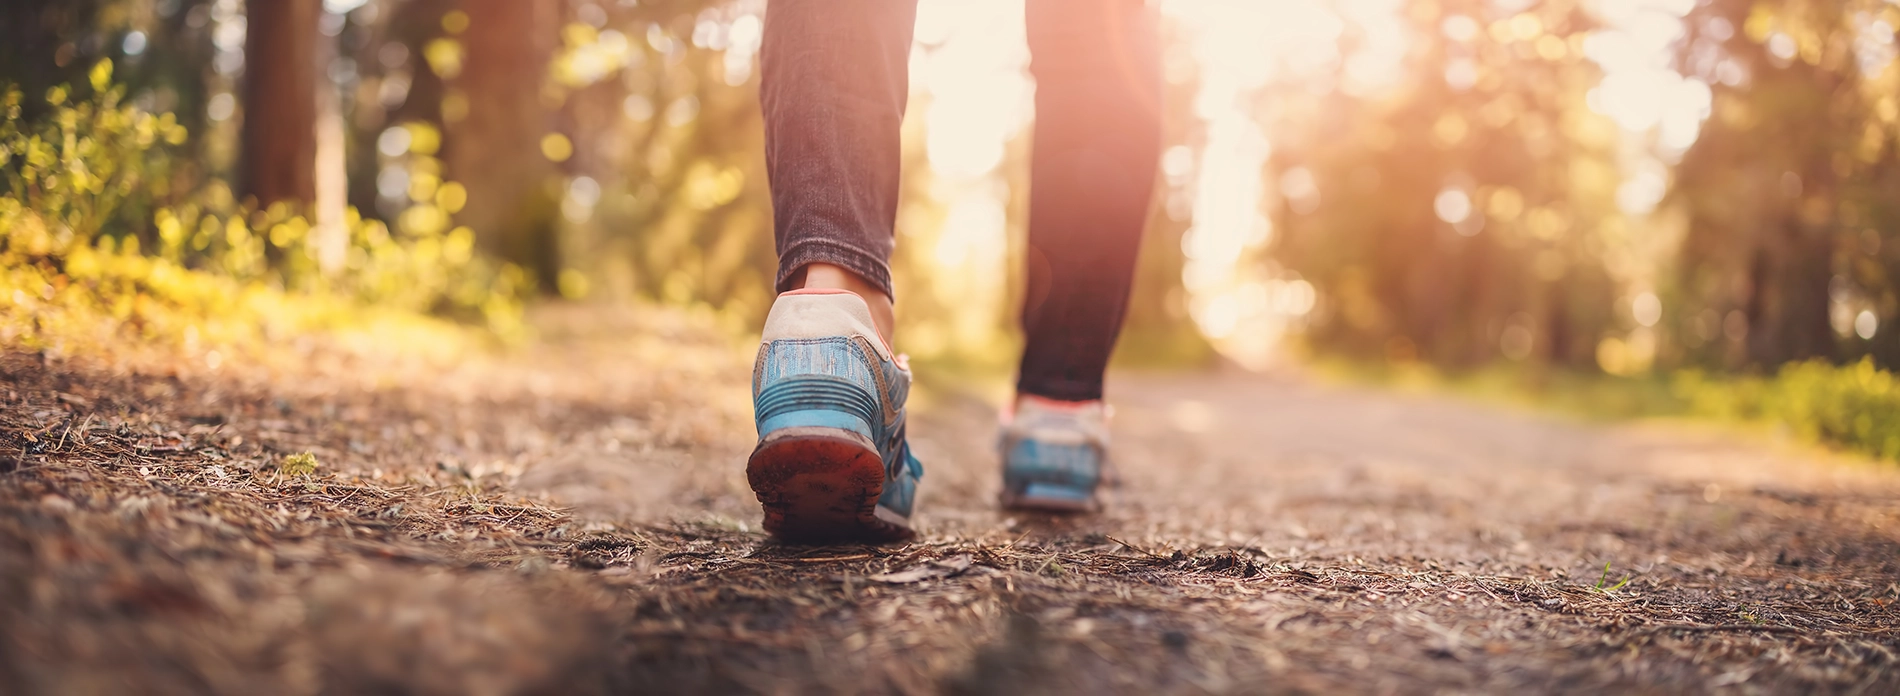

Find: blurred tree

[545,2,775,312]
[241,0,321,206]
[0,1,117,119]
[446,0,562,291]
[614,6,772,311]
[1671,0,1900,369]
[1274,0,1619,371]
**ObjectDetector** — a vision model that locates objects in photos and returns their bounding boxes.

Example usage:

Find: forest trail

[2,306,1898,695]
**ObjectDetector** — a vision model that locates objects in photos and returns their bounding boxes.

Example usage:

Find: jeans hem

[1015,375,1107,403]
[777,240,895,299]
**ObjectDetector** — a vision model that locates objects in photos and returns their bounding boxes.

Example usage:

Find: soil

[1,305,1897,695]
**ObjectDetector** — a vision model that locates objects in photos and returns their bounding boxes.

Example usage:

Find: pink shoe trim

[1001,394,1106,424]
[1020,394,1102,412]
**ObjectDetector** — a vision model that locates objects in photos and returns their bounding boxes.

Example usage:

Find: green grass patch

[1312,358,1689,422]
[1317,356,1900,465]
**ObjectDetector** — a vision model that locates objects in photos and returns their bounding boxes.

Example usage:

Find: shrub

[1674,358,1900,461]
[0,60,523,350]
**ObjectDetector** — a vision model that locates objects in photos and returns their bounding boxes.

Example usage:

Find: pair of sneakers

[746,290,1108,542]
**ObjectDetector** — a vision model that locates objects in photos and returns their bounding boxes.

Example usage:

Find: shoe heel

[1000,439,1103,513]
[751,337,913,541]
[747,406,909,543]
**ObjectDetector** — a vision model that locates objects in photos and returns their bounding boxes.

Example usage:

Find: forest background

[5,0,1900,458]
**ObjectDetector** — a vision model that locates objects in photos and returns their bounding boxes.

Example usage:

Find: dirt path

[2,307,1897,694]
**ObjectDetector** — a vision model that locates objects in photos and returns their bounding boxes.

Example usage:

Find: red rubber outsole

[747,434,913,544]
[1000,493,1098,514]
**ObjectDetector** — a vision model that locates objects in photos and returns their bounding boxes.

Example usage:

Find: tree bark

[448,0,560,290]
[241,0,321,207]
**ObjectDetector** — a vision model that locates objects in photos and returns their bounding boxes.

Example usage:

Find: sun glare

[1161,0,1375,367]
[902,0,1356,366]
[901,1,1032,360]
[899,0,1718,368]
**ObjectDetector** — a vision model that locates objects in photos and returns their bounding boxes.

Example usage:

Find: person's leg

[1001,0,1160,512]
[761,0,917,347]
[751,0,921,542]
[1017,0,1163,402]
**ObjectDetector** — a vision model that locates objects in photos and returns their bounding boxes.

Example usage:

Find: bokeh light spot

[540,133,573,162]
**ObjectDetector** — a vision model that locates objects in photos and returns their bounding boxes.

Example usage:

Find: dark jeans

[761,0,1161,402]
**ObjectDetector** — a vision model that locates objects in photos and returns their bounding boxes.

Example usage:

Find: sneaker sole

[747,427,913,543]
[1000,489,1099,514]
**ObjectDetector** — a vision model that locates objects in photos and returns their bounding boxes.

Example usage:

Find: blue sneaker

[999,396,1109,512]
[748,289,922,542]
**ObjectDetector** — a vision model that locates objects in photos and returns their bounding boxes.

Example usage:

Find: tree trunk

[241,0,321,207]
[1744,220,1838,367]
[312,11,348,275]
[447,0,560,290]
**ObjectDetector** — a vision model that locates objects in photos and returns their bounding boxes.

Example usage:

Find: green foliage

[0,61,184,254]
[1315,356,1690,424]
[1327,352,1900,464]
[514,5,777,317]
[1594,561,1632,593]
[1675,358,1900,461]
[0,60,523,350]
